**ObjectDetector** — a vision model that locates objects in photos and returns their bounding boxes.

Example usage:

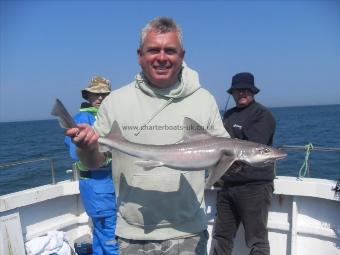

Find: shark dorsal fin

[98,121,124,152]
[181,117,212,142]
[105,120,123,140]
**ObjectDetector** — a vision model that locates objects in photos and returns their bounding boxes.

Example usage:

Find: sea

[0,104,339,196]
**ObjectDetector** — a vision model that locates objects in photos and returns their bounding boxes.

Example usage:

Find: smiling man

[66,17,228,254]
[137,27,185,88]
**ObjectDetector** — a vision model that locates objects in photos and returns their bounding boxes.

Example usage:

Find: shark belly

[146,148,222,170]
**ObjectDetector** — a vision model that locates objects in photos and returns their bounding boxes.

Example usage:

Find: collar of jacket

[135,62,201,99]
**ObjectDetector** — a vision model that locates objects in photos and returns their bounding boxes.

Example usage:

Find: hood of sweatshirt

[135,63,201,99]
[132,63,202,136]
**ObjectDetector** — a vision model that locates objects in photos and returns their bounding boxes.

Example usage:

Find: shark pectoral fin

[205,155,235,189]
[135,160,164,170]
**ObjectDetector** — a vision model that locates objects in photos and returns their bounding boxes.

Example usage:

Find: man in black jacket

[213,72,276,255]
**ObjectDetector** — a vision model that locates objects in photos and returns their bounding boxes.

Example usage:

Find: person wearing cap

[212,72,276,255]
[65,76,119,255]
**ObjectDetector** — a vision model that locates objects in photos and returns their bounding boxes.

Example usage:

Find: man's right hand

[66,123,105,169]
[65,123,99,149]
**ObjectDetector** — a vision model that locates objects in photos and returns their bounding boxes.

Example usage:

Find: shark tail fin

[51,99,76,129]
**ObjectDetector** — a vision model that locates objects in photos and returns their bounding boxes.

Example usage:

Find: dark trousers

[212,182,273,255]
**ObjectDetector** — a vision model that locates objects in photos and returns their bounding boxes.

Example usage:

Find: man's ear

[137,48,142,64]
[181,50,186,58]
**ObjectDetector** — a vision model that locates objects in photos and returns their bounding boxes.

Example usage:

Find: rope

[297,143,314,180]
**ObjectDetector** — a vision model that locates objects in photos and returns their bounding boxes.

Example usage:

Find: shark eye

[257,147,271,154]
[264,148,271,153]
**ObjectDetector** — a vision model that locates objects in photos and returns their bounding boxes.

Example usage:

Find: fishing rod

[222,94,231,117]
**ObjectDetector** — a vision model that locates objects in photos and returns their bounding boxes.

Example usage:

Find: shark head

[238,143,287,167]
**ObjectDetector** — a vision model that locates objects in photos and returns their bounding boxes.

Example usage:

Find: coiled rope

[297,143,314,180]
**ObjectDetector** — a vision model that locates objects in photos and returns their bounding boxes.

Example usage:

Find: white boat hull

[206,177,340,255]
[1,176,339,254]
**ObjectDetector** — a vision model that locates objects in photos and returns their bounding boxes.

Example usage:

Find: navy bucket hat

[227,72,260,94]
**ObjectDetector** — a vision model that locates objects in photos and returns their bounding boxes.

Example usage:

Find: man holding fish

[66,16,229,254]
[58,17,287,255]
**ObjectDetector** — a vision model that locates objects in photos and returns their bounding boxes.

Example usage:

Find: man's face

[87,92,109,108]
[231,89,254,108]
[138,30,185,89]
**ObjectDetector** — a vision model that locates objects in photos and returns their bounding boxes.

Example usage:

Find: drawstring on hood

[134,63,201,136]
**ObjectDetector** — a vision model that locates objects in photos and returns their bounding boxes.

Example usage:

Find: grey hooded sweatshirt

[94,64,229,240]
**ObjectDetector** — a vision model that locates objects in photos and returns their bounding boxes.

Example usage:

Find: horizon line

[1,103,339,124]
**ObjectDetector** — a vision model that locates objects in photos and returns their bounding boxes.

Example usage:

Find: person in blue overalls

[65,76,118,255]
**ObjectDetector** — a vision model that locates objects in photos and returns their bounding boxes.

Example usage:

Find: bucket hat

[81,76,111,100]
[227,72,260,94]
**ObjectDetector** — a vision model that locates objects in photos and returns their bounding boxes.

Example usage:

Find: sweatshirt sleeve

[207,93,230,138]
[93,96,117,154]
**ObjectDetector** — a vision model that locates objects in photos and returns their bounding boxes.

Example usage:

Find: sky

[1,0,339,122]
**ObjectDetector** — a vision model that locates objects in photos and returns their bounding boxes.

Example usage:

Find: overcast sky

[1,0,339,122]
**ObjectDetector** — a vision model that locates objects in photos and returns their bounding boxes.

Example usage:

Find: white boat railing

[0,154,81,198]
[0,157,57,184]
[277,144,340,180]
[280,145,340,152]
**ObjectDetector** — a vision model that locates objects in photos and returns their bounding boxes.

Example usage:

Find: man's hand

[66,123,104,169]
[65,123,99,149]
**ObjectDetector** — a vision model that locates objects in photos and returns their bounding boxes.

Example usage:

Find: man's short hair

[139,16,183,49]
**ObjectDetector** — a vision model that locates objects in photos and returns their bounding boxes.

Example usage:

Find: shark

[51,99,287,188]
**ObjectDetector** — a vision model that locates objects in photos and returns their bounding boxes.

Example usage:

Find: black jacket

[222,101,276,184]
